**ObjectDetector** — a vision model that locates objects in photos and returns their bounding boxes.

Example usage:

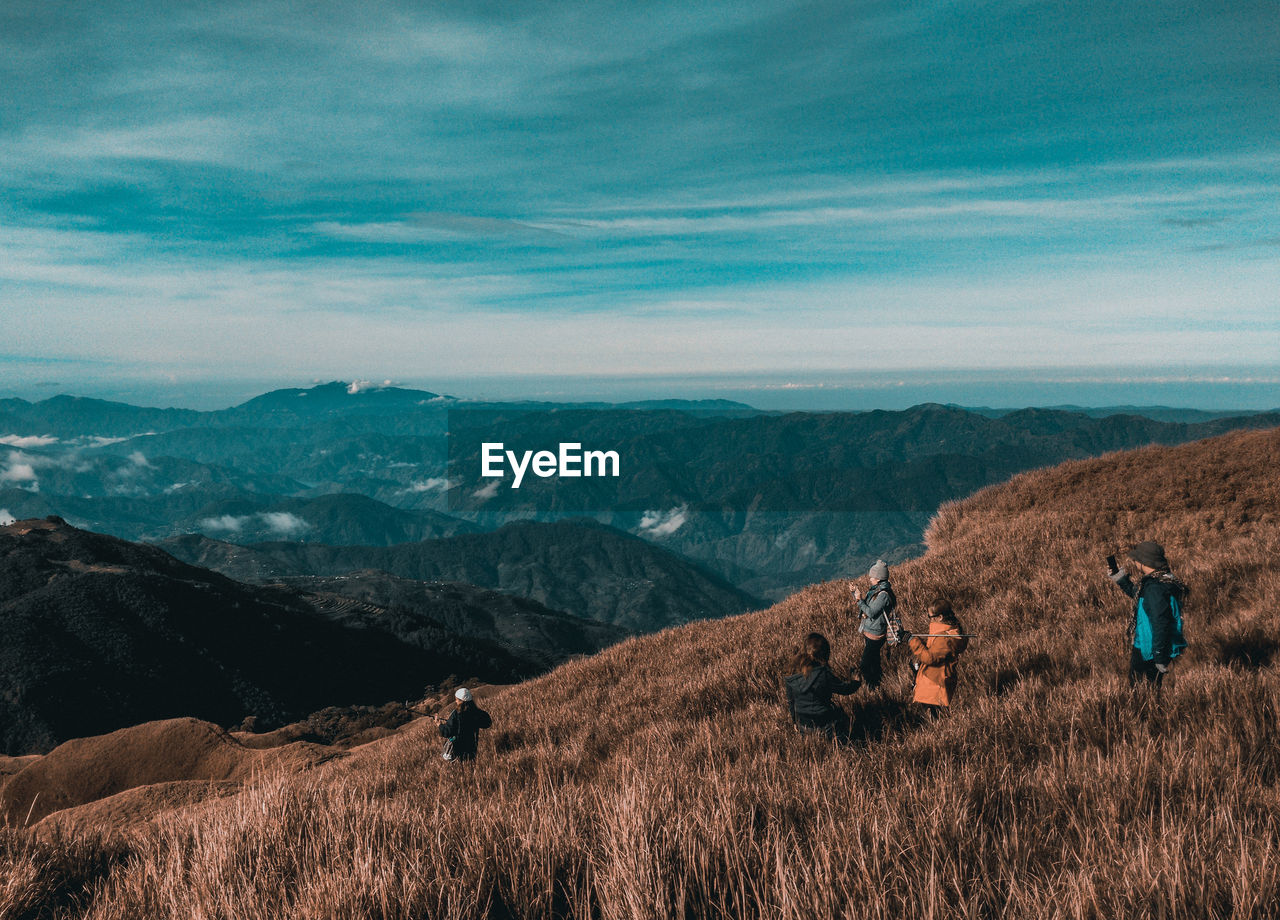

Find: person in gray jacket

[851,559,897,689]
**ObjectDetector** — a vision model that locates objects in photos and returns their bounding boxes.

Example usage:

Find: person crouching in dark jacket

[435,687,493,762]
[784,632,861,738]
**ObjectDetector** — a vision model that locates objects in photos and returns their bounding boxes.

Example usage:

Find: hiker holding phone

[851,560,898,689]
[1108,541,1187,687]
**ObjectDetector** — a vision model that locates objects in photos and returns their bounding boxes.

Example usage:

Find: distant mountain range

[0,517,626,755]
[160,519,763,632]
[3,382,1277,603]
[0,490,477,545]
[278,571,628,672]
[961,404,1273,423]
[443,403,1280,595]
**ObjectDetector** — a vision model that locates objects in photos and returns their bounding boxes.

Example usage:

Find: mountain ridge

[159,518,764,631]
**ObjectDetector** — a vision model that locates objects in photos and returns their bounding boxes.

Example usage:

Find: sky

[2,0,1278,407]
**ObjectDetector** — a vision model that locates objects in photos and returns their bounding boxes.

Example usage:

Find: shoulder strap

[867,583,895,605]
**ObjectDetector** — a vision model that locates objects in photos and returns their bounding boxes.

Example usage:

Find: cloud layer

[196,511,312,537]
[639,506,689,538]
[2,1,1277,389]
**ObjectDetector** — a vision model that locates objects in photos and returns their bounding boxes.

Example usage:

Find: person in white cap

[434,687,492,762]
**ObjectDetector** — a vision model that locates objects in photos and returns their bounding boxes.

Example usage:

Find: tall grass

[5,428,1280,918]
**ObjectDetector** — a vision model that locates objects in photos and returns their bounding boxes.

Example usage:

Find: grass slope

[4,428,1280,918]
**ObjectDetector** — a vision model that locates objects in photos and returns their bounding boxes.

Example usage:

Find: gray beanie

[869,560,889,582]
[1128,541,1168,571]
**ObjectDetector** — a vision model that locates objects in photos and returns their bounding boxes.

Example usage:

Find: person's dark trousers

[1129,649,1165,688]
[860,635,886,688]
[795,715,851,742]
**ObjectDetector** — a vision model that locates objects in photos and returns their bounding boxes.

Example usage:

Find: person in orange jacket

[906,600,969,715]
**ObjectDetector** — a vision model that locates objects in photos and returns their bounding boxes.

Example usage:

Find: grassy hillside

[3,428,1279,918]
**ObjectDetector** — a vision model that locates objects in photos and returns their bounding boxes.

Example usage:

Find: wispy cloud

[403,478,449,494]
[639,506,688,537]
[0,452,40,490]
[0,461,38,484]
[0,435,58,448]
[196,511,311,537]
[198,514,246,534]
[346,379,393,394]
[260,511,310,537]
[1,0,1276,389]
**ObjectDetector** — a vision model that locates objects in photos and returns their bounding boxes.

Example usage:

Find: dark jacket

[438,705,492,760]
[785,665,860,728]
[1112,570,1187,666]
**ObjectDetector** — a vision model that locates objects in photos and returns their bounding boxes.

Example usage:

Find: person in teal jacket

[1109,540,1187,687]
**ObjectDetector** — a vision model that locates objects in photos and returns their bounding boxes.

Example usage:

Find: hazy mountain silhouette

[280,571,629,671]
[0,395,201,438]
[160,519,764,631]
[444,403,1280,595]
[6,385,1278,602]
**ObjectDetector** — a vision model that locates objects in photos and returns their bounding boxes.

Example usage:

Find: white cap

[455,687,473,702]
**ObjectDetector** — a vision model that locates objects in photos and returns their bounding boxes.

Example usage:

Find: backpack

[871,585,903,646]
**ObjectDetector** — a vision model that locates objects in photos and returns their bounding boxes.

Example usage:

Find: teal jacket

[1112,570,1187,665]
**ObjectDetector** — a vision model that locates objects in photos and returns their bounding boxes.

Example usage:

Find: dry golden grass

[4,427,1280,919]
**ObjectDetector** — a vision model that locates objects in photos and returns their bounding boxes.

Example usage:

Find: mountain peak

[232,381,443,415]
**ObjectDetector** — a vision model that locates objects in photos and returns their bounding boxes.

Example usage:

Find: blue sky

[3,0,1278,404]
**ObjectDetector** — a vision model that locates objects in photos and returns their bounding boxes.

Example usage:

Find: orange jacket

[907,621,969,707]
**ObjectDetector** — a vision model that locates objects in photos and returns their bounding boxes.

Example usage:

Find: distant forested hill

[161,519,764,632]
[445,404,1280,595]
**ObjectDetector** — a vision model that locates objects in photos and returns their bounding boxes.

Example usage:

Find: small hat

[455,687,473,702]
[1128,541,1168,570]
[869,560,889,582]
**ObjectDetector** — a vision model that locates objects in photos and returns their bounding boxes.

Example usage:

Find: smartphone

[1106,554,1118,575]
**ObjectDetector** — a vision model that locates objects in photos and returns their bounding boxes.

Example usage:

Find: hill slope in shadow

[0,519,622,755]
